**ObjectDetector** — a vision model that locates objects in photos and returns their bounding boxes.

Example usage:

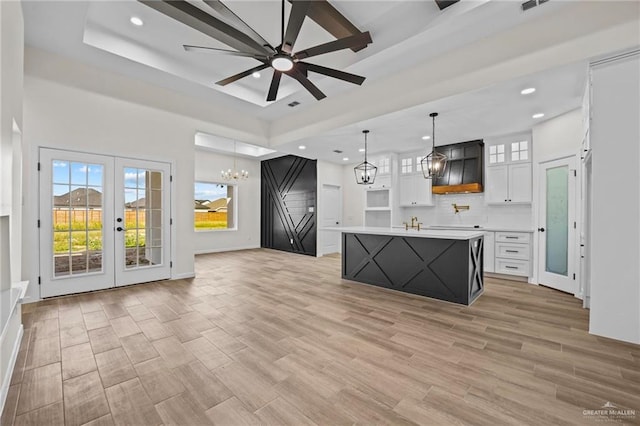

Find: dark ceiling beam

[288,0,367,52]
[138,0,272,56]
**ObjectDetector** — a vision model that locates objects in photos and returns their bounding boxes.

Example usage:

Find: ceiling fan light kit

[141,0,373,102]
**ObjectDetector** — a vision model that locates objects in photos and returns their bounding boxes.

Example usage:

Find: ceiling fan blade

[287,68,326,100]
[434,0,460,10]
[203,0,275,53]
[183,45,267,59]
[294,31,372,60]
[267,71,283,102]
[216,63,270,86]
[138,0,271,56]
[299,63,365,85]
[290,0,367,52]
[282,0,311,54]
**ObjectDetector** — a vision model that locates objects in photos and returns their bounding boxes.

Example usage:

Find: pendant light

[420,112,447,179]
[354,130,377,185]
[221,141,249,181]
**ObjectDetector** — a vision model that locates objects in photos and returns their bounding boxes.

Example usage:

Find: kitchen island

[327,226,484,305]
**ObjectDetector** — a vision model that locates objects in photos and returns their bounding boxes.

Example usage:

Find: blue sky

[53,161,103,187]
[195,182,227,201]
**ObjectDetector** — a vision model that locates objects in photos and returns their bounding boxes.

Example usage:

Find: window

[511,141,529,162]
[489,144,505,164]
[194,182,236,231]
[416,156,424,172]
[378,157,390,174]
[401,158,412,174]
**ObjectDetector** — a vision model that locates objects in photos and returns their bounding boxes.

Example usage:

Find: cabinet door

[483,231,495,273]
[485,165,509,203]
[398,174,415,206]
[508,163,532,203]
[414,175,433,205]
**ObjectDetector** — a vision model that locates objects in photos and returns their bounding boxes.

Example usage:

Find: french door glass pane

[52,160,104,277]
[123,168,163,269]
[546,166,569,276]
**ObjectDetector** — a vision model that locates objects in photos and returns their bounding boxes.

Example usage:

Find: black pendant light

[354,130,377,185]
[420,112,447,179]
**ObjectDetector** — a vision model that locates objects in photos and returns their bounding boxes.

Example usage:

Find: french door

[537,156,577,295]
[39,149,171,298]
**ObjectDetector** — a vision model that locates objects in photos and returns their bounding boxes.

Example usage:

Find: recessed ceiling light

[252,72,261,79]
[421,135,431,140]
[358,148,365,152]
[298,145,306,150]
[342,157,349,161]
[532,113,545,119]
[521,87,536,95]
[130,16,144,26]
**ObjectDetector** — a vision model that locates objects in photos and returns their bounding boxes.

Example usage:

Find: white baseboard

[171,272,196,280]
[0,324,23,417]
[194,245,260,255]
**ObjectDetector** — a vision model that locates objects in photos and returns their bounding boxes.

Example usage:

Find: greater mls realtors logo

[583,401,636,423]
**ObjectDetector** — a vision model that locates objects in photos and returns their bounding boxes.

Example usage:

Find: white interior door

[537,157,577,294]
[321,184,342,255]
[115,158,171,286]
[40,149,115,297]
[40,149,171,297]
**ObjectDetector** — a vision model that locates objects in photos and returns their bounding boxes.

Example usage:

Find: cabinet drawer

[496,243,530,260]
[495,232,530,244]
[495,258,530,276]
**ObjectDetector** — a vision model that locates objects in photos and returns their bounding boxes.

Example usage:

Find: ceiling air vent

[287,101,300,107]
[333,150,343,154]
[522,0,549,12]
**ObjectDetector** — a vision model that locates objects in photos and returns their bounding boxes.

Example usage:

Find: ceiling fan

[140,0,373,102]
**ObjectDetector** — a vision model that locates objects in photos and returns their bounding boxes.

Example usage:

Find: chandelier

[354,130,377,185]
[221,141,248,181]
[420,112,447,179]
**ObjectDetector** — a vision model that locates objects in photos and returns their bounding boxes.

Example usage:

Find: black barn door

[261,155,317,256]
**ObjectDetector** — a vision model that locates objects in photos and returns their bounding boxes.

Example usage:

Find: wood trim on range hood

[432,183,483,194]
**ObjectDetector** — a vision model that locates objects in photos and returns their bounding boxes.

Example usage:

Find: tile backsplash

[400,193,533,229]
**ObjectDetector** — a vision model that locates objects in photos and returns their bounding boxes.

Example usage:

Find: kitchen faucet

[403,216,423,231]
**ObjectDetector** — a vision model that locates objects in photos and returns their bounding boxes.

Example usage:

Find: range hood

[432,140,484,194]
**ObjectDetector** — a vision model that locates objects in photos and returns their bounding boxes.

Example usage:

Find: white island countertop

[321,226,484,240]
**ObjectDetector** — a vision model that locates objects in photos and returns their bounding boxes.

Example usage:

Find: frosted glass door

[538,157,577,294]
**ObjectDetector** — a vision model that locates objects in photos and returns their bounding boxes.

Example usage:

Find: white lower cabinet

[493,231,531,277]
[483,232,495,273]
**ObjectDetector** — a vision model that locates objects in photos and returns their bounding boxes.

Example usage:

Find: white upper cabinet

[398,154,433,206]
[485,137,532,204]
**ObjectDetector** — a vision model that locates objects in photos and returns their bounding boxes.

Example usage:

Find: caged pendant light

[421,112,447,179]
[354,130,377,185]
[221,141,249,181]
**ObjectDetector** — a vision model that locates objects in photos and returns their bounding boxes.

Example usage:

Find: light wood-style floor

[2,249,639,426]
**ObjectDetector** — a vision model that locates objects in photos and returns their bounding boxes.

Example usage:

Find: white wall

[533,109,584,163]
[0,0,24,413]
[342,164,365,226]
[193,149,261,254]
[589,53,640,344]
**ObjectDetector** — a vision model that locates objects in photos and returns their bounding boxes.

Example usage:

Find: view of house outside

[194,182,234,230]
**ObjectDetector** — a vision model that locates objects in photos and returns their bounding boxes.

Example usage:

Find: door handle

[116,227,124,232]
[538,227,545,232]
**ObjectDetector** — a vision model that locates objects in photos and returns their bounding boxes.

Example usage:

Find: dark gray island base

[341,230,484,305]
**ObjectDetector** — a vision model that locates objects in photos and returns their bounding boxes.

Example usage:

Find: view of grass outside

[53,210,145,253]
[194,182,234,230]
